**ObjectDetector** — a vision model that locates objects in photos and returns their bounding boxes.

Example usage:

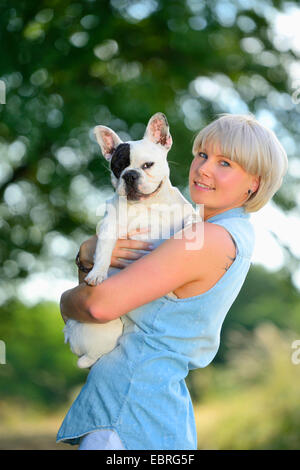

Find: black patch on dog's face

[110,143,130,179]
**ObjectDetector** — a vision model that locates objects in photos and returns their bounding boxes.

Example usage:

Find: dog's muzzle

[122,170,162,201]
[136,180,163,199]
[122,170,140,187]
[122,170,141,200]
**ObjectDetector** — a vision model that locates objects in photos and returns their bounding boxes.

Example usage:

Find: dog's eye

[142,162,154,170]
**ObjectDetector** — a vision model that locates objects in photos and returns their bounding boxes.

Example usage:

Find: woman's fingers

[110,259,133,269]
[77,233,154,271]
[117,238,153,251]
[114,249,144,260]
[110,237,154,268]
[127,227,149,238]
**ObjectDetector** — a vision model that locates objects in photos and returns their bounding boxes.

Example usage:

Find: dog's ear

[144,112,172,150]
[94,125,123,161]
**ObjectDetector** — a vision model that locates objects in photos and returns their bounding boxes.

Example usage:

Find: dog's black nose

[122,170,139,184]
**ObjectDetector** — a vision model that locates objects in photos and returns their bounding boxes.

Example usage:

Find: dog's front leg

[84,211,117,286]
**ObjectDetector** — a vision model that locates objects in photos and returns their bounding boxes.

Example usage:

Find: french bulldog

[64,112,196,368]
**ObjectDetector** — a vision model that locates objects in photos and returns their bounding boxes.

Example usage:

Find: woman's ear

[251,175,260,193]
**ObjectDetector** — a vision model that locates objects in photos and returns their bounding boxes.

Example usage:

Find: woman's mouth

[193,181,215,191]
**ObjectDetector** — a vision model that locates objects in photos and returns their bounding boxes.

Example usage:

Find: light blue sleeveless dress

[56,207,255,450]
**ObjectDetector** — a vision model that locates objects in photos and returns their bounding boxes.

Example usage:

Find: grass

[0,399,75,450]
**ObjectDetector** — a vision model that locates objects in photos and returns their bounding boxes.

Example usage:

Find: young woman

[57,114,288,450]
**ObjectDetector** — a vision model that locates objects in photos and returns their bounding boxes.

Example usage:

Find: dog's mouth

[127,180,163,201]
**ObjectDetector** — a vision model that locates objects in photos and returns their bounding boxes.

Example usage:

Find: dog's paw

[84,267,108,286]
[77,354,97,369]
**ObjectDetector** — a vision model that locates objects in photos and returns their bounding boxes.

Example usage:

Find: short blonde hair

[192,113,288,212]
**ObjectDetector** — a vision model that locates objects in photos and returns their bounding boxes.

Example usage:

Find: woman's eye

[198,152,207,159]
[197,152,230,167]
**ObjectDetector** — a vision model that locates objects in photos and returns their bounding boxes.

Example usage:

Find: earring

[248,189,252,195]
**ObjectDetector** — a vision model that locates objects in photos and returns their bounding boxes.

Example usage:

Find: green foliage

[0,0,300,449]
[0,0,299,294]
[216,264,300,361]
[0,299,86,407]
[193,323,300,449]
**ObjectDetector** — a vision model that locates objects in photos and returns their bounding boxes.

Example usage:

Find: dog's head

[94,112,173,201]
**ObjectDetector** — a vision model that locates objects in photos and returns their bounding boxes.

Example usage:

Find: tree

[0,0,298,298]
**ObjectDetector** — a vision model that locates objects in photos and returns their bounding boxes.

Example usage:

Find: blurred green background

[0,0,300,450]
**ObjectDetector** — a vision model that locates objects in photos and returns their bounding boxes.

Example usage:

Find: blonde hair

[192,113,288,212]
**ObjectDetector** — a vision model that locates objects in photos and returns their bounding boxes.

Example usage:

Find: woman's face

[189,140,259,220]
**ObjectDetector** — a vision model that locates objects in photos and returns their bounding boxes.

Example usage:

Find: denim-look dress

[57,207,255,450]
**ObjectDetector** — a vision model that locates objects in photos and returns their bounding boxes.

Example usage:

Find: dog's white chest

[125,204,184,243]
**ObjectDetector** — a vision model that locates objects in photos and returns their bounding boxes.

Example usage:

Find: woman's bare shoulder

[179,220,236,255]
[180,220,236,276]
[171,221,237,298]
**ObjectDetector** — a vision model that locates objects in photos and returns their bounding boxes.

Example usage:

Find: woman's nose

[196,159,213,177]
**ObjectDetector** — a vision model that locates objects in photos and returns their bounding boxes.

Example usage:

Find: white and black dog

[64,112,196,368]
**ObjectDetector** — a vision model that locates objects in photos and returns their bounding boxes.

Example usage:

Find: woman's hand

[77,229,153,282]
[61,229,154,324]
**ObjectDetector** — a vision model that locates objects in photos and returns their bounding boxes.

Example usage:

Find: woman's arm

[61,231,154,323]
[60,283,97,323]
[60,222,236,323]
